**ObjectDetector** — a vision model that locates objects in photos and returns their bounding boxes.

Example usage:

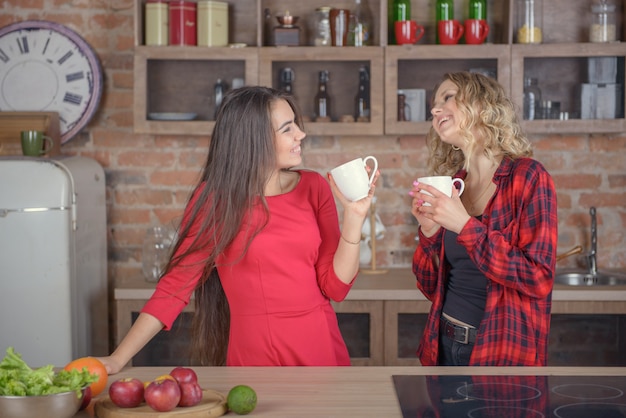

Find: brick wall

[2,2,625,288]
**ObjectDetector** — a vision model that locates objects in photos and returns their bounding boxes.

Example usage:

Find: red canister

[169,1,197,46]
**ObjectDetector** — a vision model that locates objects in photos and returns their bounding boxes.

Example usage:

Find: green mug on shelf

[20,130,53,156]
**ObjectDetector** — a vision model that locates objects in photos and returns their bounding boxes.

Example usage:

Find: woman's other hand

[410,181,470,236]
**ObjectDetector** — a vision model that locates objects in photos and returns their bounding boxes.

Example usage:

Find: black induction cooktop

[393,374,626,418]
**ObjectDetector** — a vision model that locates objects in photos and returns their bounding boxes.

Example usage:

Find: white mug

[330,156,378,201]
[361,212,386,239]
[417,176,465,206]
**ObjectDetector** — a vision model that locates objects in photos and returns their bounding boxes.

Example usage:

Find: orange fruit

[64,357,108,396]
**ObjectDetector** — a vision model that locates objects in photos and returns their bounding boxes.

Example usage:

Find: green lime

[227,384,257,415]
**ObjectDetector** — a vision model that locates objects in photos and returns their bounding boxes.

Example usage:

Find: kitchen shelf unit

[133,46,259,135]
[384,44,512,135]
[259,46,384,136]
[511,43,626,134]
[132,0,626,135]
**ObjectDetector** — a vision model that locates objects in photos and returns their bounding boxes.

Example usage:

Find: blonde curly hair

[426,72,533,176]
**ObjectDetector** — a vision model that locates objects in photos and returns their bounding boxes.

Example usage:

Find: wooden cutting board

[94,389,227,417]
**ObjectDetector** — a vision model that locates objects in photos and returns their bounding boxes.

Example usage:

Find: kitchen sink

[554,271,626,286]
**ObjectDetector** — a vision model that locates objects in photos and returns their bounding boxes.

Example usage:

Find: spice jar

[313,6,331,46]
[516,0,543,44]
[590,0,617,42]
[145,0,168,46]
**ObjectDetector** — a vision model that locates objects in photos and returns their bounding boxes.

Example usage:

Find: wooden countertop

[76,366,626,417]
[115,267,626,302]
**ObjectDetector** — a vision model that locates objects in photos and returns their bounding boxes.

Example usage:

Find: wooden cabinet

[331,300,384,366]
[133,0,626,137]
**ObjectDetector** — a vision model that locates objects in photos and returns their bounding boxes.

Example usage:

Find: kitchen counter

[76,366,626,417]
[116,267,626,301]
[114,268,626,367]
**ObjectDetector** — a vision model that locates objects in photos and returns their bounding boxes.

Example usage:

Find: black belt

[440,317,477,345]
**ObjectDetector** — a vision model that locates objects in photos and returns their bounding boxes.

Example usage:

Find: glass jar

[590,1,616,42]
[313,7,331,46]
[516,0,543,44]
[142,226,173,283]
[523,77,541,120]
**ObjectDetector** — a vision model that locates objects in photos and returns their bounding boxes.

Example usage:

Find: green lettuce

[0,347,97,397]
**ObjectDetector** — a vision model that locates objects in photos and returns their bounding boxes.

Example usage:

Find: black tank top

[442,225,487,328]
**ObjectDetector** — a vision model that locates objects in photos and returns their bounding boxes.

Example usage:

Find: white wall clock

[0,20,103,143]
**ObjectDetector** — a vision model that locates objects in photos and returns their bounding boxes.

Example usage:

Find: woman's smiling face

[430,79,464,148]
[271,98,306,169]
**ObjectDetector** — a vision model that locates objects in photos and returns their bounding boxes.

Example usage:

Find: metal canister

[145,0,168,45]
[197,1,229,46]
[169,0,197,46]
[313,7,331,46]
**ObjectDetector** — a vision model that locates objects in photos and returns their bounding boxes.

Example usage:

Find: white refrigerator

[0,156,108,367]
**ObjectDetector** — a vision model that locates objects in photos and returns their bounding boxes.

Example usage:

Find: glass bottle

[436,0,454,44]
[314,70,331,121]
[142,226,172,283]
[590,0,616,42]
[516,0,543,44]
[523,77,541,120]
[348,0,373,46]
[214,78,228,119]
[469,0,487,20]
[279,68,294,94]
[264,8,273,46]
[354,66,370,121]
[390,0,411,44]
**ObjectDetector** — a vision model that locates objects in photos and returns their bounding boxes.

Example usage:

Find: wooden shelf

[133,46,259,135]
[0,111,61,156]
[132,0,626,135]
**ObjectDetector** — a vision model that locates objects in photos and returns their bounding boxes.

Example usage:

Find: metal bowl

[0,391,81,418]
[276,14,299,26]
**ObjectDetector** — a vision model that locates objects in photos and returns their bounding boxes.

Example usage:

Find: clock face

[0,20,103,143]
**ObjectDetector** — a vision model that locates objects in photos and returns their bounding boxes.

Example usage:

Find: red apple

[79,386,92,410]
[144,378,181,412]
[178,381,203,407]
[169,366,198,384]
[109,377,145,408]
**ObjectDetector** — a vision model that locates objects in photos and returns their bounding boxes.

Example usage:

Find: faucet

[588,207,598,276]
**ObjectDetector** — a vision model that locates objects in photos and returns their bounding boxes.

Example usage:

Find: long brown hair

[426,72,532,175]
[162,86,304,365]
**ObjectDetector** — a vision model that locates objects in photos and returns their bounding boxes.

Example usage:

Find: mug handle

[480,21,490,41]
[452,178,465,196]
[414,25,425,43]
[41,136,54,154]
[454,22,465,42]
[363,156,378,186]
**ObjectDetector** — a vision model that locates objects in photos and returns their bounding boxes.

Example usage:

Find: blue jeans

[438,331,474,366]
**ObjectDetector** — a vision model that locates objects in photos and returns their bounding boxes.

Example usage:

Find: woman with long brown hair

[99,86,379,370]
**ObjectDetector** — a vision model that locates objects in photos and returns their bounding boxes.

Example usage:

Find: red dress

[142,170,354,366]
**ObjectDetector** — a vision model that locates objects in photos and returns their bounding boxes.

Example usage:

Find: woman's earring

[452,145,460,151]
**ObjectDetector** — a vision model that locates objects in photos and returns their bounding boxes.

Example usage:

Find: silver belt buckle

[458,325,470,344]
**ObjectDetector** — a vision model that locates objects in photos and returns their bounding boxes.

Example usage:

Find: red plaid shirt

[413,157,558,366]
